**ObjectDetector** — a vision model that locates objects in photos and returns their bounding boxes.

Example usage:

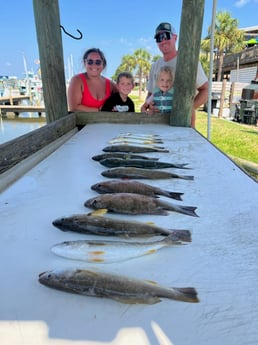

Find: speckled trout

[51,234,186,264]
[101,167,194,180]
[38,268,199,304]
[99,158,189,169]
[92,153,159,161]
[108,138,163,145]
[91,180,184,201]
[84,193,198,217]
[102,145,169,153]
[52,214,191,239]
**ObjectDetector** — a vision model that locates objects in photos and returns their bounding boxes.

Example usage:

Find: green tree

[201,11,245,81]
[112,54,135,81]
[113,48,152,99]
[133,49,151,99]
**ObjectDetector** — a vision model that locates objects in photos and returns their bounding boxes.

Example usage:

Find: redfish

[91,180,184,201]
[84,193,198,217]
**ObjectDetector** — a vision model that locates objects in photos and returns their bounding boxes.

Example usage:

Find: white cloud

[234,0,250,7]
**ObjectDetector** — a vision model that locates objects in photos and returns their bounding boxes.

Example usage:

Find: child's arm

[141,94,154,113]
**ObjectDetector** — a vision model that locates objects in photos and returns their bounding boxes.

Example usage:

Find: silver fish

[51,234,185,264]
[92,153,159,161]
[91,180,184,201]
[52,214,191,239]
[102,145,169,153]
[38,268,199,304]
[99,158,189,169]
[108,138,163,145]
[118,132,161,139]
[84,193,199,217]
[101,167,194,180]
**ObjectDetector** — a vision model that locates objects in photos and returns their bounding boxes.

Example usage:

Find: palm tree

[201,11,245,81]
[113,49,152,99]
[112,54,135,81]
[133,49,151,99]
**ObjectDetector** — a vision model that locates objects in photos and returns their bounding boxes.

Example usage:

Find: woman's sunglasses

[155,32,172,43]
[86,59,103,66]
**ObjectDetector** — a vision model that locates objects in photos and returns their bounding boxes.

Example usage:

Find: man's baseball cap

[154,22,176,38]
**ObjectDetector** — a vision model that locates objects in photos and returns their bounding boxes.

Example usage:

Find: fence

[210,81,249,118]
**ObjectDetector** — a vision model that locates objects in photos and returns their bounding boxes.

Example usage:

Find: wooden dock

[0,104,45,116]
[0,95,30,104]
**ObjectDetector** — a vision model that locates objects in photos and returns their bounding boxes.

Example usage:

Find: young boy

[141,66,174,114]
[101,72,135,112]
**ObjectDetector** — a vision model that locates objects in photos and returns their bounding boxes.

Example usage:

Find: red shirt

[79,73,111,108]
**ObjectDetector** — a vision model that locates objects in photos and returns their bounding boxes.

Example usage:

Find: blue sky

[1,0,257,80]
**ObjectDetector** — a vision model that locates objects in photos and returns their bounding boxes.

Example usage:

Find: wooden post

[33,0,68,123]
[218,79,227,118]
[170,0,205,127]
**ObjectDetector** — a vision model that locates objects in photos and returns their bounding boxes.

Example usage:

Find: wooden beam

[33,0,68,123]
[171,0,205,127]
[0,105,45,114]
[0,113,76,174]
[75,111,170,126]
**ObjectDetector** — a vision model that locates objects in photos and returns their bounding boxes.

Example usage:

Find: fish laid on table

[52,214,192,239]
[92,153,159,161]
[99,158,189,170]
[51,234,186,264]
[108,137,163,145]
[38,268,199,304]
[102,145,169,153]
[91,180,184,201]
[84,193,199,217]
[117,132,161,139]
[101,167,194,180]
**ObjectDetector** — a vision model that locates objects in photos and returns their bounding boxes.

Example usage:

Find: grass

[195,111,258,164]
[130,91,258,178]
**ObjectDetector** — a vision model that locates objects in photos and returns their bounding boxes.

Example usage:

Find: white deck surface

[1,123,257,345]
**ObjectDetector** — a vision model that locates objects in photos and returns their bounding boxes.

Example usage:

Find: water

[0,113,46,144]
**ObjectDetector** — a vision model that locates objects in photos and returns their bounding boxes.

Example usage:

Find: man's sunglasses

[155,32,172,43]
[86,59,103,66]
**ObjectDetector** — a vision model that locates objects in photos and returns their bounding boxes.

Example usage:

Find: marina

[1,122,257,345]
[1,1,258,344]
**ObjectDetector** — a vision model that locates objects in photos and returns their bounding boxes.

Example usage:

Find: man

[142,22,208,127]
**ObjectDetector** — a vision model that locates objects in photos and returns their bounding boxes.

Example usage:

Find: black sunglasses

[155,32,172,43]
[86,59,103,66]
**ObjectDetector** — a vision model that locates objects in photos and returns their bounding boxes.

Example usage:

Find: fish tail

[172,287,199,303]
[166,191,184,201]
[173,163,190,169]
[180,206,199,217]
[168,230,192,242]
[180,175,194,180]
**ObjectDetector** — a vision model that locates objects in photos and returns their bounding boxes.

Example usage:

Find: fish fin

[145,280,158,285]
[167,192,184,201]
[172,287,199,303]
[180,206,199,217]
[87,209,108,217]
[168,230,192,242]
[112,296,161,304]
[145,221,155,225]
[181,175,194,180]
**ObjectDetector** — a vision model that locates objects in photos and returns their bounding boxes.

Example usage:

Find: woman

[68,48,117,112]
